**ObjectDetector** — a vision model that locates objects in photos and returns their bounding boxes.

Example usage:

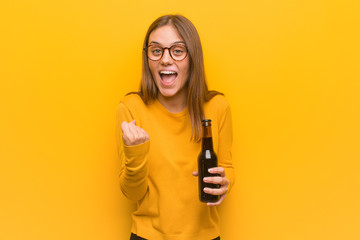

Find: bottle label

[205,150,211,159]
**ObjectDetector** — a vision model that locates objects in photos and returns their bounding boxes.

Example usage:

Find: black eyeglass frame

[144,44,188,61]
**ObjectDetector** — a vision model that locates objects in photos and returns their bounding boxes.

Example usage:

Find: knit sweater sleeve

[116,102,150,201]
[217,102,235,193]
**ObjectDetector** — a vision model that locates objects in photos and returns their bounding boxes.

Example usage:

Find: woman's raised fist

[120,120,150,146]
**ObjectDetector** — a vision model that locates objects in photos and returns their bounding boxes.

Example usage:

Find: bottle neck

[201,126,214,151]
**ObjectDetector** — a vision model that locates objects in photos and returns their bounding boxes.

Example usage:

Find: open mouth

[159,71,178,86]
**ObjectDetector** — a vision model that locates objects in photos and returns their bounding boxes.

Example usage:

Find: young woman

[116,14,234,240]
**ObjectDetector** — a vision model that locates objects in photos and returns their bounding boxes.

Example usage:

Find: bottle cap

[201,119,212,126]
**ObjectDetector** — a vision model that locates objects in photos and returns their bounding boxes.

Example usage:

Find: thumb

[130,120,136,125]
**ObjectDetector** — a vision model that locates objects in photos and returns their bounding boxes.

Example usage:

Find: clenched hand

[121,120,150,146]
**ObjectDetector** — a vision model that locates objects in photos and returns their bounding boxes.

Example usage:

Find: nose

[161,48,173,65]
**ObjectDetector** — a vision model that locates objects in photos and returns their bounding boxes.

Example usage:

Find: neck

[202,136,213,150]
[157,87,188,113]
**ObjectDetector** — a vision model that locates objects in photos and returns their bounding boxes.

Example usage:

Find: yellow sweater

[116,94,234,240]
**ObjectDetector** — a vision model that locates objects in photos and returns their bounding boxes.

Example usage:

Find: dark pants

[130,232,220,240]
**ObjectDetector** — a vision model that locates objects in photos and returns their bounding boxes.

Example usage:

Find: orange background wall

[1,0,359,239]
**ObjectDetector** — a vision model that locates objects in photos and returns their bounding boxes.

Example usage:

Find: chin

[159,88,178,98]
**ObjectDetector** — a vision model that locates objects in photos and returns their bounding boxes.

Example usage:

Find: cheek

[180,60,190,80]
[148,61,158,79]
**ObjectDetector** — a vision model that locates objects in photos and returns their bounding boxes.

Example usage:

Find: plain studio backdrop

[1,0,359,239]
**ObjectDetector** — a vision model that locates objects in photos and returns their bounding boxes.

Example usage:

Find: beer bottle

[198,119,220,203]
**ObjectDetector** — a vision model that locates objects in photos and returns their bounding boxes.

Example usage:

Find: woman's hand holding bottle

[192,167,229,206]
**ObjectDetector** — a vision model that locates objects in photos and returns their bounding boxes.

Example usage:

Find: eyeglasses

[145,44,188,61]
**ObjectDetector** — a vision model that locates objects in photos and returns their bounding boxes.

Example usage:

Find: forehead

[148,24,184,45]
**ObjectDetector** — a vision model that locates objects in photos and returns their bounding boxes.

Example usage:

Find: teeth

[160,71,176,75]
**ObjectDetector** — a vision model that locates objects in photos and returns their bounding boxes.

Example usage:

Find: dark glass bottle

[198,119,220,203]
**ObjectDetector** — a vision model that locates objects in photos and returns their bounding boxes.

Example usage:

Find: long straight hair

[130,14,222,141]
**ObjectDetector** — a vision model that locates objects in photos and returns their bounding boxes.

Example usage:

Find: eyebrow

[149,41,186,45]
